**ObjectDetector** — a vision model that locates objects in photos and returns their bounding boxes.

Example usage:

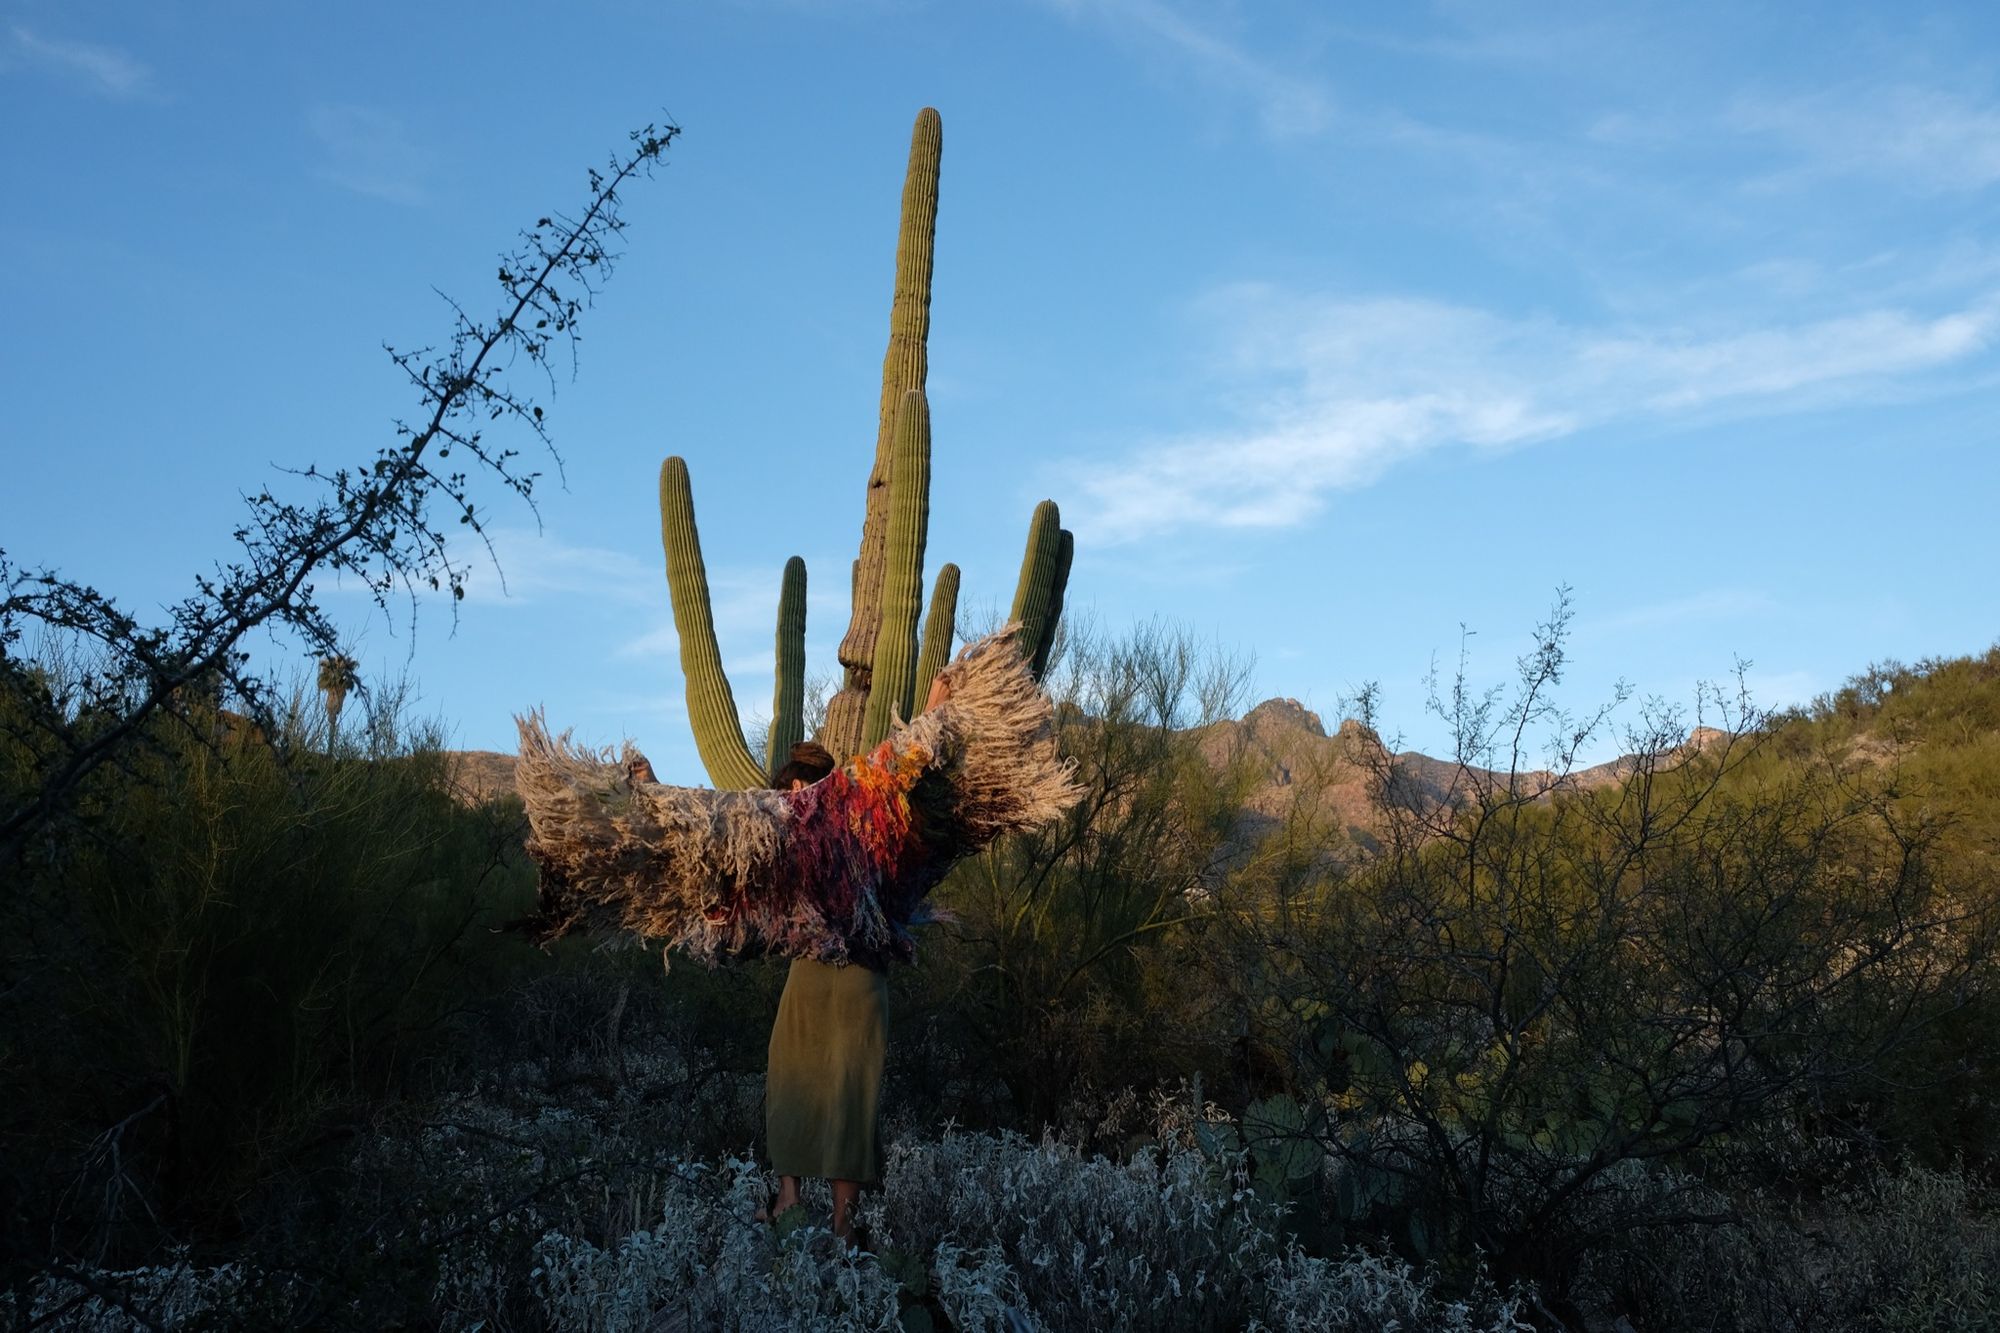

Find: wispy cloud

[615,566,787,662]
[1039,0,1332,137]
[456,528,655,607]
[308,104,431,205]
[1732,85,2000,193]
[1739,668,1820,713]
[1593,588,1775,634]
[1072,285,1999,541]
[579,690,688,722]
[614,555,849,678]
[9,25,151,98]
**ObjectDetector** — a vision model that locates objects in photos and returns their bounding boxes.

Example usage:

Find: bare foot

[756,1189,802,1225]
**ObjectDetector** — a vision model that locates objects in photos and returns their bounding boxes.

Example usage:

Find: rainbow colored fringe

[512,629,1079,969]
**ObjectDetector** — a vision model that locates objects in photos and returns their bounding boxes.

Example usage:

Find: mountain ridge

[445,697,1734,822]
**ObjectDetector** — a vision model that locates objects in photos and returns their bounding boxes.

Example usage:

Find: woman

[515,636,1073,1244]
[757,681,944,1241]
[628,720,939,1241]
[627,739,882,1239]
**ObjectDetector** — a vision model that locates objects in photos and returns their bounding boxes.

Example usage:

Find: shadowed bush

[0,665,542,1272]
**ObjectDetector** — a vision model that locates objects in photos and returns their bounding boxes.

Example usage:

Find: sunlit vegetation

[3,630,1998,1329]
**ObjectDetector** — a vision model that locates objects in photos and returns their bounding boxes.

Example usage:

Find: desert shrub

[174,1086,1535,1331]
[35,1106,1998,1333]
[1212,599,1989,1316]
[1588,1160,2000,1332]
[267,1072,766,1329]
[871,1125,1279,1328]
[0,665,544,1272]
[533,1158,904,1333]
[868,1124,1530,1332]
[13,604,2000,1328]
[5,1253,302,1331]
[913,620,1257,1131]
[1734,649,2000,1167]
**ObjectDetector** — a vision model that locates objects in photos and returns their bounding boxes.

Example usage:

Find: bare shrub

[1215,592,1989,1316]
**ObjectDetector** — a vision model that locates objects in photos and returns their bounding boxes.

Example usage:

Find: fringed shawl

[512,629,1079,969]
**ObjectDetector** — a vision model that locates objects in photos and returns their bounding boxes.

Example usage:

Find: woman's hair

[770,740,836,790]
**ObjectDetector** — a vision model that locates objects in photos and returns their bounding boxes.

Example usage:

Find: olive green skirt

[765,956,888,1184]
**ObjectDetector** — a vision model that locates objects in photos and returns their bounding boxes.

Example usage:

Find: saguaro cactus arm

[1032,529,1073,679]
[659,457,768,791]
[825,107,942,759]
[766,555,807,774]
[861,390,932,748]
[1010,500,1070,681]
[913,562,960,713]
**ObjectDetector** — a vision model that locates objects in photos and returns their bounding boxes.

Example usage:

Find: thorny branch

[0,123,678,857]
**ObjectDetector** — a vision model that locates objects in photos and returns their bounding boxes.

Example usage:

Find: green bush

[1211,614,1995,1315]
[0,671,542,1267]
[1588,1160,2000,1332]
[879,622,1255,1139]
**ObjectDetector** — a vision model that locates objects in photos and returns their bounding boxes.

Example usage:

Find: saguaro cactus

[1034,529,1074,679]
[861,390,932,748]
[767,556,807,772]
[658,458,771,791]
[824,107,943,759]
[1010,501,1074,678]
[912,562,960,713]
[658,108,1073,785]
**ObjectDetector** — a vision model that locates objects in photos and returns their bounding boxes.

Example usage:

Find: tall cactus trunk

[766,556,808,774]
[861,391,932,748]
[823,107,942,760]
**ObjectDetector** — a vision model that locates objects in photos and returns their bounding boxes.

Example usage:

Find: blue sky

[4,1,1997,779]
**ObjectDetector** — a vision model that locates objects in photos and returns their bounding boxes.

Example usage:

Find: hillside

[446,747,524,806]
[448,647,2000,836]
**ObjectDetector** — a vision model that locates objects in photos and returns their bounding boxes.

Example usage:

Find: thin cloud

[10,25,151,98]
[1593,589,1775,634]
[615,555,848,668]
[1072,285,1999,542]
[456,528,655,607]
[581,690,688,722]
[309,104,431,205]
[1739,668,1819,712]
[1040,0,1332,137]
[1732,85,2000,194]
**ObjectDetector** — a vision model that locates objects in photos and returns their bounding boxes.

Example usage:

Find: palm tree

[317,654,360,739]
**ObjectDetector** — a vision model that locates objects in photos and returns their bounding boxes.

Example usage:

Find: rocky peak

[1336,718,1381,745]
[1243,697,1326,737]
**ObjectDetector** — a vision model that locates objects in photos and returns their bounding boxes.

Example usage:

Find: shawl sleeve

[511,628,1079,967]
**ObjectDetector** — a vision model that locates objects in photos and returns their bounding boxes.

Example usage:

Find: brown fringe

[512,628,1078,963]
